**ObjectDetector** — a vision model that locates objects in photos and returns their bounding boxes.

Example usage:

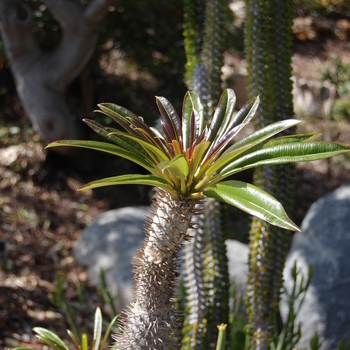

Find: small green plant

[270,263,313,350]
[47,88,349,348]
[12,307,118,350]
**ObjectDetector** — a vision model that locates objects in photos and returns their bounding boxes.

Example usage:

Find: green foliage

[48,88,350,226]
[48,276,81,341]
[270,263,313,350]
[12,308,118,350]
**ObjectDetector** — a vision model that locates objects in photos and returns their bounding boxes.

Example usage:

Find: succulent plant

[48,89,349,349]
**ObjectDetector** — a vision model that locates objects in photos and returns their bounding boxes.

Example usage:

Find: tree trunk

[115,189,199,349]
[0,0,116,145]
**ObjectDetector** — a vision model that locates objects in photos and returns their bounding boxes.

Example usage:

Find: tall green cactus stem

[245,0,295,348]
[182,0,229,348]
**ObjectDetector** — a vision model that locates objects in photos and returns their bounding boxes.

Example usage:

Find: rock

[226,239,249,297]
[74,206,249,311]
[281,185,350,349]
[74,206,149,312]
[292,76,337,117]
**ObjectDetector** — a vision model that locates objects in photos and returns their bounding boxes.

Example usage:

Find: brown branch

[85,0,118,23]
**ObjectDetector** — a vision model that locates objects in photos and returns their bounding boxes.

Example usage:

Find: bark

[115,189,199,350]
[0,0,116,145]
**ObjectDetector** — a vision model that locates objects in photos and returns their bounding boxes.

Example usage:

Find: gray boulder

[74,206,149,312]
[74,206,249,311]
[282,185,350,349]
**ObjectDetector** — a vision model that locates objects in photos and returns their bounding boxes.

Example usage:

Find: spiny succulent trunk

[115,189,198,350]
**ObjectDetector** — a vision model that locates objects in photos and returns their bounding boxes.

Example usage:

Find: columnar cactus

[245,0,296,348]
[183,1,230,348]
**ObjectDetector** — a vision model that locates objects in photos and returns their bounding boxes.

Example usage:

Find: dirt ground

[1,30,350,350]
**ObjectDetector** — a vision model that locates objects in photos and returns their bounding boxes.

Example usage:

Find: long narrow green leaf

[67,330,80,350]
[84,119,151,160]
[78,174,173,193]
[220,142,350,177]
[204,181,300,231]
[96,105,138,135]
[156,96,182,143]
[227,95,260,131]
[98,103,138,120]
[207,133,320,178]
[46,140,156,173]
[92,308,102,350]
[224,119,301,155]
[210,89,236,142]
[182,91,204,149]
[33,327,69,350]
[118,133,169,162]
[190,141,210,174]
[101,315,119,350]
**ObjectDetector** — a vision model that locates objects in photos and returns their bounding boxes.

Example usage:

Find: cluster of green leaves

[48,88,349,233]
[13,307,118,350]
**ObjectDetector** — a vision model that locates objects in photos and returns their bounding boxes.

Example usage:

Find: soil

[1,27,350,350]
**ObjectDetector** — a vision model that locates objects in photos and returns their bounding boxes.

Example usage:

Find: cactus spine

[244,0,295,349]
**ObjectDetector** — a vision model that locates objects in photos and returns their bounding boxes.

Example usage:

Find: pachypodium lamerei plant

[48,88,349,349]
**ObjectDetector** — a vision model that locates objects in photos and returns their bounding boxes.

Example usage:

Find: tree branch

[85,0,118,23]
[0,0,41,74]
[44,0,84,28]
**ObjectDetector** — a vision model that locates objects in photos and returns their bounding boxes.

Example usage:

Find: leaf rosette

[48,89,350,231]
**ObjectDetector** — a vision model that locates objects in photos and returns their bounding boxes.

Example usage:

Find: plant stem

[115,189,199,349]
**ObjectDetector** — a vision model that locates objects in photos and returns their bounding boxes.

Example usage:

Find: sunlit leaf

[190,141,210,175]
[92,307,102,350]
[156,96,182,144]
[79,174,173,194]
[33,327,69,350]
[120,133,169,162]
[225,119,301,155]
[84,119,150,159]
[208,89,236,143]
[209,133,320,178]
[204,181,300,231]
[220,142,350,177]
[46,140,155,173]
[100,314,119,350]
[98,103,138,121]
[182,91,204,149]
[81,334,88,350]
[227,95,260,130]
[67,330,80,350]
[159,154,189,178]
